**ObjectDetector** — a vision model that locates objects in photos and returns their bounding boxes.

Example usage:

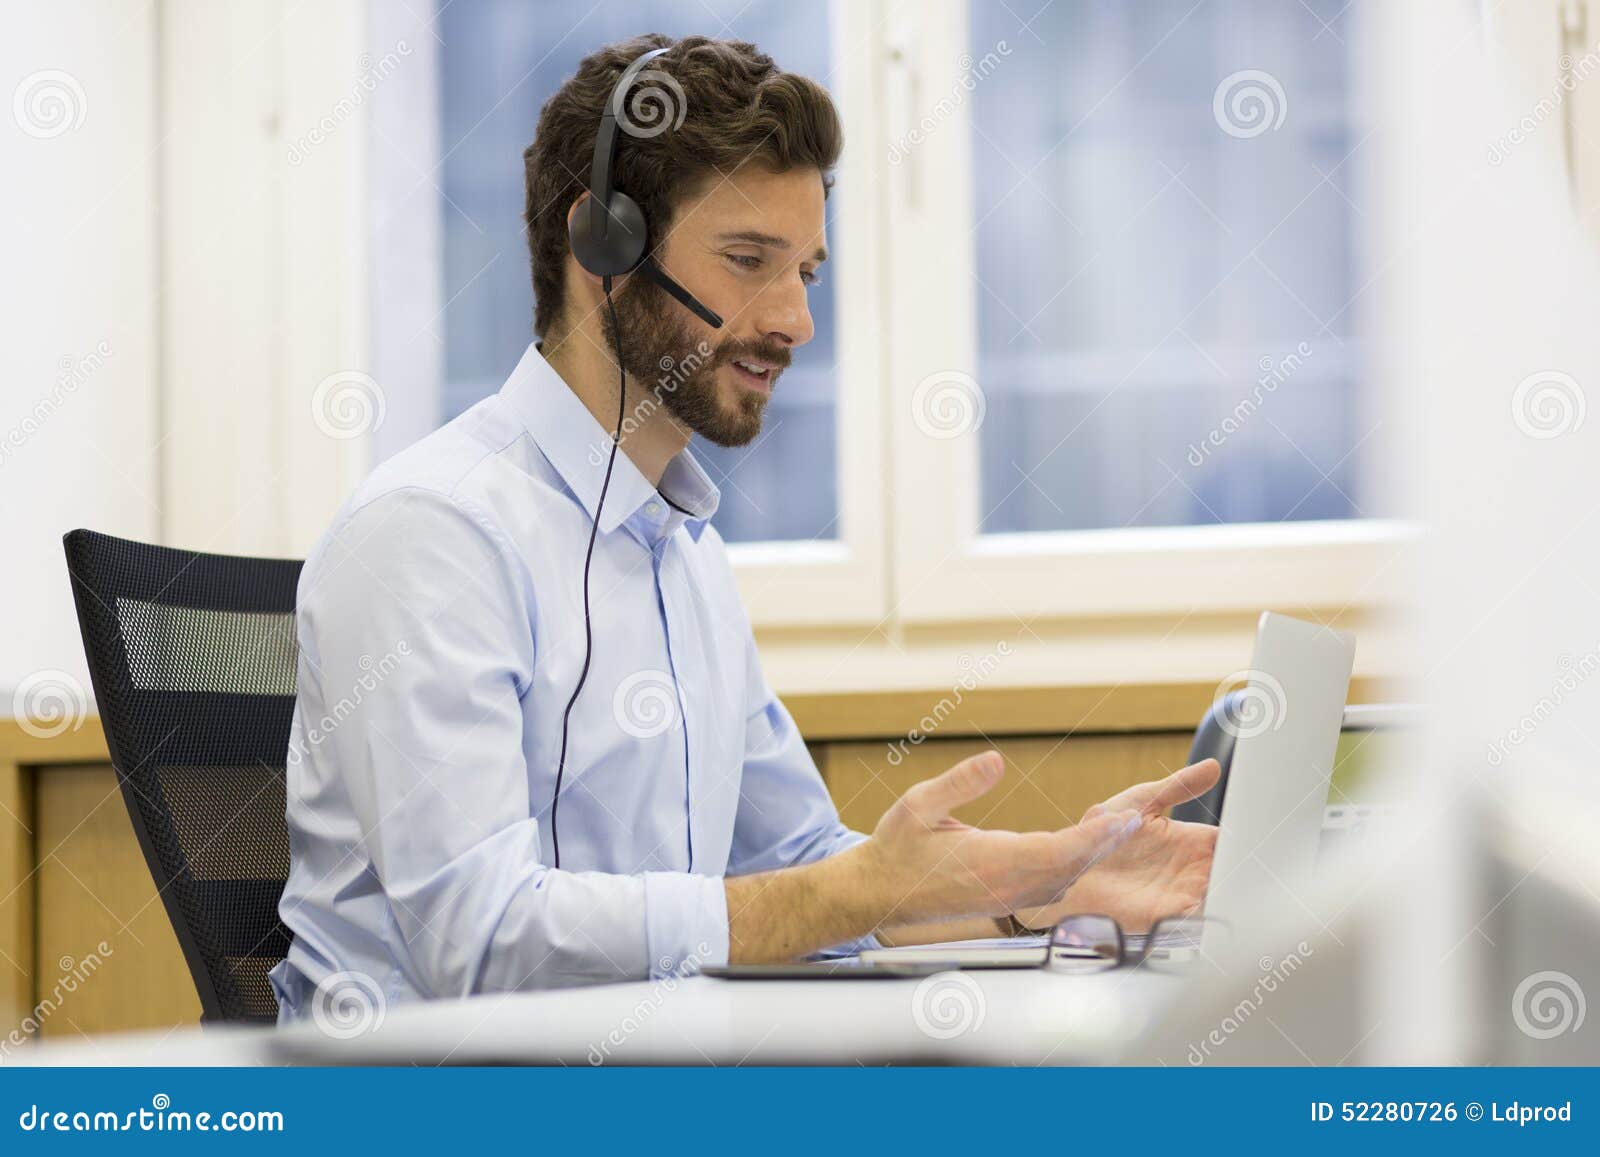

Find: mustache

[712,341,792,373]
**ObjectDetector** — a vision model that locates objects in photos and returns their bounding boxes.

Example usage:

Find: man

[269,33,1219,1020]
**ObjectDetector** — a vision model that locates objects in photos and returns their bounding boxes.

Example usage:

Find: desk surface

[15,967,1184,1067]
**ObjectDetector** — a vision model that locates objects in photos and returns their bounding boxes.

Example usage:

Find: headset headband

[588,47,672,247]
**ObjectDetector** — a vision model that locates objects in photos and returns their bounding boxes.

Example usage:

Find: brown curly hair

[523,33,843,340]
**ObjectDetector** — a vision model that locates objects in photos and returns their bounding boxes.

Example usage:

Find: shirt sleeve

[295,487,727,996]
[725,624,880,954]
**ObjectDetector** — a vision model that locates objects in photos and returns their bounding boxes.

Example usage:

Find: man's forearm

[724,841,893,962]
[874,916,1008,948]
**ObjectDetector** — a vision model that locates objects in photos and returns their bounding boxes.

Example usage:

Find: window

[969,0,1366,534]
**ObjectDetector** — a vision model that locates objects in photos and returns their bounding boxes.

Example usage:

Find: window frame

[878,0,1407,626]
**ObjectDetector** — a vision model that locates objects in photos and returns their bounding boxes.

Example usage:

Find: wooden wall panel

[817,732,1197,834]
[0,758,32,1035]
[30,764,200,1039]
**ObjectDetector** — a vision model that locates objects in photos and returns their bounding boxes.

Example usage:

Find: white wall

[1,0,158,701]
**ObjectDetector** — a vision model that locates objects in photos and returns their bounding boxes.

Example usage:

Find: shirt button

[645,502,662,517]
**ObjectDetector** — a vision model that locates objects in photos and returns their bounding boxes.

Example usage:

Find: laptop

[859,611,1356,968]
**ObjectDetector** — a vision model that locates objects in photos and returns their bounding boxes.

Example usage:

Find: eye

[800,268,821,287]
[725,253,762,271]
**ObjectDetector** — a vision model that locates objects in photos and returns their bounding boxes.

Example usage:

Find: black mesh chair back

[62,528,303,1024]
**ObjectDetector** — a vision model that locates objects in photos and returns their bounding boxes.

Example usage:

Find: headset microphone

[551,46,722,870]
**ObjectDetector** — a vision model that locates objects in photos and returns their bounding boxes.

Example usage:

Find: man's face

[597,163,825,447]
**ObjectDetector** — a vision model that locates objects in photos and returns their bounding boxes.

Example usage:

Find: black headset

[567,45,724,327]
[550,45,723,871]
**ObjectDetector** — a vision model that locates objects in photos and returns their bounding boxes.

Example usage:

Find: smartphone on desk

[701,960,950,980]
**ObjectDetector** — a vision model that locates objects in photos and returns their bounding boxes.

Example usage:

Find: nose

[753,272,815,349]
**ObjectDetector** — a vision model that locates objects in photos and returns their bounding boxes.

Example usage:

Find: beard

[598,274,789,447]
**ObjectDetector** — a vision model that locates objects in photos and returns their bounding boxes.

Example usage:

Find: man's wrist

[820,838,896,937]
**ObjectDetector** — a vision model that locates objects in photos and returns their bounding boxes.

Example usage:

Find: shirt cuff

[643,871,730,979]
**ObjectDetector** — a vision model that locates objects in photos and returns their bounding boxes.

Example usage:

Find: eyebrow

[715,229,828,264]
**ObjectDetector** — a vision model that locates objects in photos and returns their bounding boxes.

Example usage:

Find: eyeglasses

[1045,913,1227,973]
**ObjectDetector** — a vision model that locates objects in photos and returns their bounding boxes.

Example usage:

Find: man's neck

[539,329,690,488]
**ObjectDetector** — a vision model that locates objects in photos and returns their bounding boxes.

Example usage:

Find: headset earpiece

[569,189,648,278]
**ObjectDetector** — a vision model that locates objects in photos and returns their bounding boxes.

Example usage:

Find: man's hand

[725,750,1151,963]
[858,750,1145,926]
[1011,759,1221,934]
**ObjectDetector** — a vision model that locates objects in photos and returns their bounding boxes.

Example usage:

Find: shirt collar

[499,342,719,543]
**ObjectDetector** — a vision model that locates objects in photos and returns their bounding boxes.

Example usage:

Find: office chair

[1171,692,1417,825]
[62,528,303,1025]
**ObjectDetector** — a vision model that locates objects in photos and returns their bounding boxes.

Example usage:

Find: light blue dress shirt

[269,342,872,1020]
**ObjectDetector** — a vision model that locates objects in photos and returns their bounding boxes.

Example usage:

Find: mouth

[727,357,779,395]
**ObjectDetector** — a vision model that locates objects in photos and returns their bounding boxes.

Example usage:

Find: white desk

[15,967,1186,1066]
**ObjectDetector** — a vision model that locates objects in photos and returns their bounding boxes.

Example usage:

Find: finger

[1141,759,1221,813]
[902,750,1004,823]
